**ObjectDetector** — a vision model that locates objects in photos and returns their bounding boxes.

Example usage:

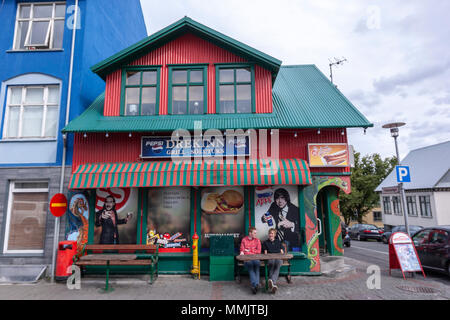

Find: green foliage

[339,152,397,225]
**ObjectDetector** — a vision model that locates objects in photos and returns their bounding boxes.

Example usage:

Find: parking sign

[396,166,411,183]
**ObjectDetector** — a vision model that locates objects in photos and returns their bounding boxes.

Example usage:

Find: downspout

[51,0,79,283]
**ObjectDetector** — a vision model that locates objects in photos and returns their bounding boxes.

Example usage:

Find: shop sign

[141,135,250,159]
[307,143,349,167]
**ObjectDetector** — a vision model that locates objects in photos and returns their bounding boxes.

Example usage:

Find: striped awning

[69,158,311,189]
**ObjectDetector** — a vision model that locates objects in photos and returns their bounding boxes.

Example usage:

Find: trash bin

[209,235,235,281]
[55,241,77,281]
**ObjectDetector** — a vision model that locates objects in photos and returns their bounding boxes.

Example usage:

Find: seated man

[262,228,285,294]
[240,227,261,294]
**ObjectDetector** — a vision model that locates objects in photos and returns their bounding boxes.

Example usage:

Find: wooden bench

[74,244,159,291]
[235,253,293,287]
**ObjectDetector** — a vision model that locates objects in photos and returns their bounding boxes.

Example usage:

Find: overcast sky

[139,0,450,160]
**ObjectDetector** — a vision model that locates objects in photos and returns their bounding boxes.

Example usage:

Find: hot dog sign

[308,143,349,167]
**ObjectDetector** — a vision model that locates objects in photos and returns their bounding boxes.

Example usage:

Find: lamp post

[382,122,410,236]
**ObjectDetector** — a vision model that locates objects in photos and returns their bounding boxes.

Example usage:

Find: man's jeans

[244,260,260,288]
[267,259,283,284]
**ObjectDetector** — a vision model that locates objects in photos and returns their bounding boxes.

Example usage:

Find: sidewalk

[0,257,448,300]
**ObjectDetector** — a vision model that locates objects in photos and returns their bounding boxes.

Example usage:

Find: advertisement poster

[308,143,349,167]
[66,192,89,253]
[94,188,138,244]
[395,243,422,272]
[255,186,300,250]
[201,186,245,248]
[147,187,191,250]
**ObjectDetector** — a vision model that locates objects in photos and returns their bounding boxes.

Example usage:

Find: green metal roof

[91,16,282,80]
[62,65,373,133]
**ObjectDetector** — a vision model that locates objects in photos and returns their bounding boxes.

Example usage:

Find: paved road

[343,238,450,286]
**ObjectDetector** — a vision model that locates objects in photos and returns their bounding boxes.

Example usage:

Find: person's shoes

[268,279,274,291]
[271,284,278,294]
[252,286,258,294]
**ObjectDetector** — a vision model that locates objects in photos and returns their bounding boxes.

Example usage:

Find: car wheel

[447,262,450,277]
[356,234,361,241]
[382,236,388,244]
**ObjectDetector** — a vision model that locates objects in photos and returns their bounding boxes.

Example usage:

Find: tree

[339,152,397,225]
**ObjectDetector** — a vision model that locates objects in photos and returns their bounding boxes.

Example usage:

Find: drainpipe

[51,0,79,283]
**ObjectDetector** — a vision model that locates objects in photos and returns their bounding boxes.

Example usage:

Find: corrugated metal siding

[73,129,349,174]
[103,32,272,116]
[104,70,121,116]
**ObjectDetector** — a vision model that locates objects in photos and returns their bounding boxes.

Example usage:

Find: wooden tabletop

[80,254,137,261]
[236,253,293,262]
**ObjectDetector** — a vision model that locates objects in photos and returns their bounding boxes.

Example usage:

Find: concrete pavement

[0,257,448,300]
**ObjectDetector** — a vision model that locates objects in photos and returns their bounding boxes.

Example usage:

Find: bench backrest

[85,244,158,254]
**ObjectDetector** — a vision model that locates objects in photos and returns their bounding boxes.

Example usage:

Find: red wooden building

[63,17,372,275]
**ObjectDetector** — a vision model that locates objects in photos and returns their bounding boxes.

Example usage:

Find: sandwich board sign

[389,232,425,279]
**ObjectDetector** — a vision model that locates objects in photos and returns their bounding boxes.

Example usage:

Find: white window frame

[3,85,60,139]
[3,181,49,254]
[13,2,66,50]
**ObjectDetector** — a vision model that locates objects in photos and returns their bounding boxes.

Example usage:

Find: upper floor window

[14,2,66,50]
[169,66,207,115]
[123,68,160,116]
[3,85,60,139]
[216,65,254,114]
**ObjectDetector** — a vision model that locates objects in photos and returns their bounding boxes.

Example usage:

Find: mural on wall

[94,188,138,244]
[200,186,245,248]
[66,192,89,254]
[303,176,351,271]
[255,186,300,250]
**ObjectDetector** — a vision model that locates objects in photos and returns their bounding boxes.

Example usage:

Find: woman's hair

[103,195,116,210]
[274,188,291,204]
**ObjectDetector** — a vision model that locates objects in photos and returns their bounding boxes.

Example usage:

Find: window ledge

[6,49,64,53]
[0,138,57,143]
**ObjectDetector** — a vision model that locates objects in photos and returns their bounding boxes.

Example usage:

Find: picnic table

[236,253,293,292]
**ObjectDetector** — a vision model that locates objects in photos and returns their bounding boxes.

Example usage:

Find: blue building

[0,0,147,273]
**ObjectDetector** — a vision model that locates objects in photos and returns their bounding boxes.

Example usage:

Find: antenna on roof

[328,57,347,87]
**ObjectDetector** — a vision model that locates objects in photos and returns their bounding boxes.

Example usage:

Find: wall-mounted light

[341,129,345,136]
[129,133,132,138]
[364,128,367,135]
[105,133,109,138]
[83,133,87,138]
[270,130,273,135]
[317,129,321,135]
[294,132,298,138]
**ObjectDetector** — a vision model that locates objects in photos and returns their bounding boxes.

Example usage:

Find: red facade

[103,33,273,116]
[72,129,349,174]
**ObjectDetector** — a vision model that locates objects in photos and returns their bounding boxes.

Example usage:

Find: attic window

[122,68,160,116]
[14,2,66,50]
[216,65,255,114]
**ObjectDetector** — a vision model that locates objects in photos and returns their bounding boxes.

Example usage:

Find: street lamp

[382,122,410,236]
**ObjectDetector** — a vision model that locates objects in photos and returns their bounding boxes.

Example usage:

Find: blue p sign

[396,166,411,183]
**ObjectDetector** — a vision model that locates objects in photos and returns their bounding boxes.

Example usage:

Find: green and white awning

[69,158,311,189]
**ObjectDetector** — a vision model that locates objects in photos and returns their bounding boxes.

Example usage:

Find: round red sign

[50,193,68,217]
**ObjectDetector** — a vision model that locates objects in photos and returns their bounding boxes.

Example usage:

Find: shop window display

[255,186,300,251]
[94,188,138,244]
[200,186,245,248]
[147,187,191,251]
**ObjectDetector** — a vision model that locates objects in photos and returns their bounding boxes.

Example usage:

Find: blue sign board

[141,135,250,159]
[396,166,411,183]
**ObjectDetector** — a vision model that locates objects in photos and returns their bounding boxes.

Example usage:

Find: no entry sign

[50,193,68,217]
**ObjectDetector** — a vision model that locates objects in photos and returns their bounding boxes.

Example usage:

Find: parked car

[341,222,351,247]
[348,224,383,241]
[382,225,423,244]
[412,226,450,276]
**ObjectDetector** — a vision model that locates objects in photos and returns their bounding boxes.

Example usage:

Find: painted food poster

[255,186,300,250]
[94,188,138,244]
[308,143,349,167]
[201,186,244,248]
[66,192,89,253]
[147,187,190,249]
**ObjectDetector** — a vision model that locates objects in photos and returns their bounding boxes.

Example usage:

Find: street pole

[383,122,410,237]
[393,136,410,236]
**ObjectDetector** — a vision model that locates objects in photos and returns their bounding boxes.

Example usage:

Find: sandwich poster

[308,143,349,167]
[200,186,245,248]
